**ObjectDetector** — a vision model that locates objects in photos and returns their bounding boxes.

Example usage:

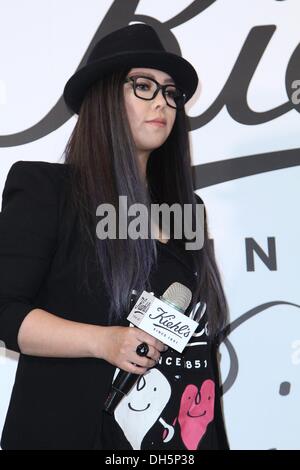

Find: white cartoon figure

[114,368,171,449]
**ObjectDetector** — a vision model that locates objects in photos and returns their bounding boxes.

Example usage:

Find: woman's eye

[136,83,150,91]
[166,89,176,98]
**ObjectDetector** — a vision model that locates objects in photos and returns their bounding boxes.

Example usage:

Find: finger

[148,354,160,368]
[125,362,148,375]
[133,355,157,369]
[151,339,168,353]
[146,345,161,363]
[136,333,167,353]
[149,337,168,353]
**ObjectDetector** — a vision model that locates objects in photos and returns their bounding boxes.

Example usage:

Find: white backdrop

[0,0,299,450]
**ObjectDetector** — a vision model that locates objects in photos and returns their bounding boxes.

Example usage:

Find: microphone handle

[104,289,147,414]
[104,371,140,415]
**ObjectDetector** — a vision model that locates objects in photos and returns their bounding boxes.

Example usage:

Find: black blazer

[0,161,228,450]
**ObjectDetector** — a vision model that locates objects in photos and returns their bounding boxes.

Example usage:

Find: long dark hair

[63,69,229,338]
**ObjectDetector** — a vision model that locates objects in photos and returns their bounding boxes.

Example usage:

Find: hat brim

[63,50,198,114]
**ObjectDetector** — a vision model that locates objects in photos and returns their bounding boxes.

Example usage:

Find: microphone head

[161,282,192,313]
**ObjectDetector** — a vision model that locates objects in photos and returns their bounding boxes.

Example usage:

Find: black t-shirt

[99,239,228,450]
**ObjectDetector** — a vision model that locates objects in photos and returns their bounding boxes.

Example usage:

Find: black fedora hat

[63,23,198,114]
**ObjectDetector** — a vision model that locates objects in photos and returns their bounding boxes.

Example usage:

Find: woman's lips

[146,120,166,127]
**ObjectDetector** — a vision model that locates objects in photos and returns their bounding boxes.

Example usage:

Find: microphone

[103,282,192,415]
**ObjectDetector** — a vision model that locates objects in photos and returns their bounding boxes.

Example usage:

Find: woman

[0,24,229,450]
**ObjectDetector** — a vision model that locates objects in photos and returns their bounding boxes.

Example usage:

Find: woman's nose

[152,89,167,108]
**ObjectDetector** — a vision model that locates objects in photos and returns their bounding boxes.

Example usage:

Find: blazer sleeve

[0,161,59,353]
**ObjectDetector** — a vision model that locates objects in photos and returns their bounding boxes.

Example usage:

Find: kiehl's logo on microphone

[127,291,198,353]
[149,309,192,338]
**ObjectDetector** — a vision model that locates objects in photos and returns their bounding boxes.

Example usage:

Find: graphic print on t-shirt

[178,379,215,450]
[113,300,216,450]
[114,368,171,450]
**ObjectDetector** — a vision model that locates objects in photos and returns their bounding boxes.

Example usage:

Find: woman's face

[123,68,177,156]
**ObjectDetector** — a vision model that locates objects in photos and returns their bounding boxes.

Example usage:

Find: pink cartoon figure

[178,379,215,450]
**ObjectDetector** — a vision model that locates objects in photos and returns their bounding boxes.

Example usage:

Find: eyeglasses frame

[124,75,186,110]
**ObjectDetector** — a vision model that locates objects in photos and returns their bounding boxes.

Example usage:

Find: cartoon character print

[114,368,171,450]
[178,380,215,450]
[115,369,215,450]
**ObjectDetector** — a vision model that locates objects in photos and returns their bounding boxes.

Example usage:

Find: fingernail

[164,345,168,351]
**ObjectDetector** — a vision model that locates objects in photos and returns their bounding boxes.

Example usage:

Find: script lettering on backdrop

[1,0,299,187]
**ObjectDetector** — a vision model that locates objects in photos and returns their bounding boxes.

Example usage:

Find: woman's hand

[92,326,168,374]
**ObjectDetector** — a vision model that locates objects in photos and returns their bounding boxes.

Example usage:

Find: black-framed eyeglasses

[125,75,186,110]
